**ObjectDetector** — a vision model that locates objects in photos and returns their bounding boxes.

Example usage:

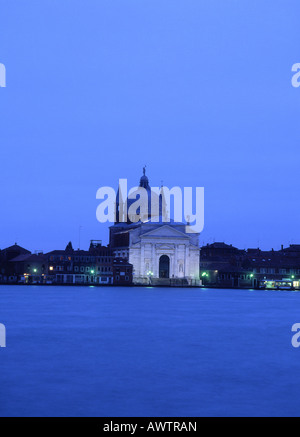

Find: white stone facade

[127,223,200,284]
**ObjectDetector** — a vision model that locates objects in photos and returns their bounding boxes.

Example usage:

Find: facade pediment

[155,243,175,250]
[141,225,189,239]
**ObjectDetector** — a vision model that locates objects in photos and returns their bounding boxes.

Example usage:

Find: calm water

[0,285,300,417]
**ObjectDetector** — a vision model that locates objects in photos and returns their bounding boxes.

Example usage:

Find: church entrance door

[159,255,170,278]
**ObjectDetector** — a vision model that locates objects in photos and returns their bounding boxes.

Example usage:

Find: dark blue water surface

[1,285,300,417]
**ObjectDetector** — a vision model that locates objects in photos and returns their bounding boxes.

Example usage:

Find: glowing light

[49,266,54,271]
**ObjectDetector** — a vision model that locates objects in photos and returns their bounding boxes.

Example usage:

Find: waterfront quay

[1,240,300,290]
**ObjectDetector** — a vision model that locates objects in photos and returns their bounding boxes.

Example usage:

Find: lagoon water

[1,285,300,417]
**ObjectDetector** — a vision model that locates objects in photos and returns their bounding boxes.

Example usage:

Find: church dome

[115,168,166,224]
[139,168,149,189]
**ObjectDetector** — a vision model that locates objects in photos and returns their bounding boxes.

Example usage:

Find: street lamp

[147,271,153,284]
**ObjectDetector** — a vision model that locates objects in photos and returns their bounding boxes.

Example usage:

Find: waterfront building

[0,244,31,283]
[109,170,201,285]
[200,242,252,288]
[45,240,132,285]
[112,258,133,285]
[9,253,48,284]
[0,241,133,285]
[200,242,300,289]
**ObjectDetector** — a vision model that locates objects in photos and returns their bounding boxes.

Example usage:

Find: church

[109,169,201,285]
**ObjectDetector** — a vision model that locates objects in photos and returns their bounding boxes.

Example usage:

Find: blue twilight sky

[0,0,300,252]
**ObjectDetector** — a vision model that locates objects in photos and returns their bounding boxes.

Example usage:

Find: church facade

[109,170,201,285]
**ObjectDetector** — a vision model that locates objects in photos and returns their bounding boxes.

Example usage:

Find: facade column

[174,245,178,278]
[170,253,173,278]
[152,243,156,277]
[140,243,145,277]
[185,244,190,277]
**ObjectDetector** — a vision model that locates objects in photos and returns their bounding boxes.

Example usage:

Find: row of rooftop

[0,240,133,285]
[200,242,300,288]
[1,240,300,288]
